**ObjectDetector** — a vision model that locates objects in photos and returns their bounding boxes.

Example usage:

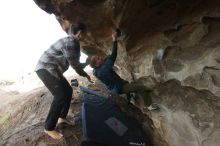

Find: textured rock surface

[34,0,220,93]
[2,0,220,145]
[150,80,220,146]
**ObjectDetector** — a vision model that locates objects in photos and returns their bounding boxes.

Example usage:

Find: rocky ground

[0,72,93,145]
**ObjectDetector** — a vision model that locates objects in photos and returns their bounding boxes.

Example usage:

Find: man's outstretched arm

[100,33,118,72]
[109,33,118,63]
[63,42,92,83]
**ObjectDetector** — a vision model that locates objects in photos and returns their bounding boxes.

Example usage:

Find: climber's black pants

[36,69,73,131]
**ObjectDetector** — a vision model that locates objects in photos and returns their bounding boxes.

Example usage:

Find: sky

[0,0,88,80]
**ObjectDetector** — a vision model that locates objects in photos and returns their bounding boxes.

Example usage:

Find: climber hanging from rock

[87,29,159,111]
[35,22,92,140]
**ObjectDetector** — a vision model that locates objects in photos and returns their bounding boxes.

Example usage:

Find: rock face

[151,80,220,146]
[34,0,220,94]
[2,0,219,146]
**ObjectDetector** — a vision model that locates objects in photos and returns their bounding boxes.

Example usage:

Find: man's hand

[86,75,94,83]
[80,63,87,69]
[112,32,117,42]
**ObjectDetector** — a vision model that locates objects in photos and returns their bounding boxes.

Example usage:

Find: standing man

[35,22,91,139]
[88,32,159,111]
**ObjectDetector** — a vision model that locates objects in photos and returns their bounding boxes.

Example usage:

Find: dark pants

[36,69,73,131]
[121,82,152,106]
